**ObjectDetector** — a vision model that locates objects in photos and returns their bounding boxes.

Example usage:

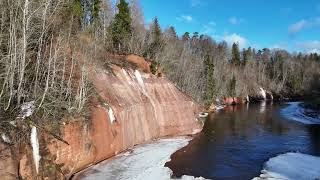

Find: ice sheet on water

[280,102,320,124]
[253,152,320,180]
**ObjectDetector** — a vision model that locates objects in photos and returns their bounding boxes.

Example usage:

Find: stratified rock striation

[46,65,202,178]
[8,55,201,180]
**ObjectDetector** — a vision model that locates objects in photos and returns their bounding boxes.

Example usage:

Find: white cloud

[289,18,320,34]
[176,15,193,23]
[295,40,320,54]
[223,33,248,48]
[308,49,320,54]
[208,21,216,26]
[296,40,320,49]
[229,16,244,25]
[289,20,308,33]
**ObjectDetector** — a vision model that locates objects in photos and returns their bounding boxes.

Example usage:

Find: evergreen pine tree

[204,55,215,107]
[71,0,84,29]
[242,48,247,66]
[150,17,162,51]
[145,17,163,59]
[91,0,101,25]
[182,32,190,41]
[192,32,199,40]
[166,26,177,39]
[227,75,236,97]
[110,0,132,52]
[231,43,241,65]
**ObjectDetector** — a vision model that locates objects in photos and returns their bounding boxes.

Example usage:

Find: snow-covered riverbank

[73,137,206,180]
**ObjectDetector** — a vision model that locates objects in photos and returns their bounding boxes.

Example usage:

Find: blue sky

[139,0,320,53]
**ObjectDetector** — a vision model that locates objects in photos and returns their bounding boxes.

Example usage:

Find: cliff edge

[2,55,202,180]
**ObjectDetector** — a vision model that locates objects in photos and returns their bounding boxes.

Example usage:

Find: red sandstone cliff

[0,55,202,179]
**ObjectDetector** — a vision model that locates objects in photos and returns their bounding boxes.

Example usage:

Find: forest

[0,0,319,141]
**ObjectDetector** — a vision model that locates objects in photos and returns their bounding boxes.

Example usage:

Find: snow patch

[134,70,147,94]
[253,152,320,180]
[31,126,41,174]
[192,129,201,135]
[1,133,11,143]
[280,102,320,124]
[246,95,250,102]
[122,68,132,83]
[259,87,266,100]
[20,101,35,119]
[181,175,207,180]
[74,137,206,180]
[108,107,116,123]
[215,105,226,111]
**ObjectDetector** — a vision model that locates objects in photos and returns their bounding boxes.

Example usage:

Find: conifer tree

[204,55,215,107]
[71,0,84,29]
[231,42,241,65]
[227,75,236,97]
[110,0,132,52]
[150,17,162,51]
[166,26,177,39]
[242,48,247,66]
[182,32,190,41]
[144,17,163,59]
[91,0,101,25]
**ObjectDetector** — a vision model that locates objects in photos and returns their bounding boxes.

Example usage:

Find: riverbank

[0,55,203,180]
[72,137,206,180]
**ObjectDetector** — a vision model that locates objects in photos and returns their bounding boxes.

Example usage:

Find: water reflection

[166,102,319,180]
[308,126,320,156]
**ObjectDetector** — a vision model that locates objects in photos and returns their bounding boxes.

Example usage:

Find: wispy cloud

[289,20,308,34]
[271,42,288,50]
[201,21,216,35]
[223,33,248,48]
[190,0,201,7]
[289,18,320,34]
[296,40,320,49]
[295,40,320,53]
[176,15,193,23]
[229,16,244,25]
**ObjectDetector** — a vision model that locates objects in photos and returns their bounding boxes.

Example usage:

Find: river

[166,101,320,179]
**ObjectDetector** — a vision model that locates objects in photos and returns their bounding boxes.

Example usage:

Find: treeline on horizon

[0,0,320,130]
[100,0,320,107]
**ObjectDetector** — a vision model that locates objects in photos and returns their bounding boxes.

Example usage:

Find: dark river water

[165,102,320,180]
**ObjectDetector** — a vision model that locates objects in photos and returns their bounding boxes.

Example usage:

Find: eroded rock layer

[10,60,201,179]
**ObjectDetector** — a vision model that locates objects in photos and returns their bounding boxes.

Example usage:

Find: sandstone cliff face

[12,58,201,179]
[0,142,17,180]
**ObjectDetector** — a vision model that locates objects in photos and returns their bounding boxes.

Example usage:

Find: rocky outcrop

[7,55,202,179]
[249,87,274,102]
[222,97,246,105]
[0,142,17,180]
